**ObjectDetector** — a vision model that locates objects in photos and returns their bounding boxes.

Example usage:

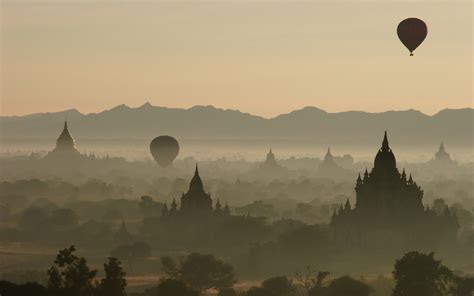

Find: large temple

[162,165,230,217]
[45,120,82,160]
[331,132,458,247]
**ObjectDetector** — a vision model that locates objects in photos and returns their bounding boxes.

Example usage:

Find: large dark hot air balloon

[397,18,428,56]
[150,135,179,168]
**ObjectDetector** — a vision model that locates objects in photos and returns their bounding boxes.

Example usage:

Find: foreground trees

[1,248,472,296]
[156,278,199,296]
[0,281,48,296]
[46,245,126,296]
[321,276,371,296]
[392,251,473,296]
[47,246,97,296]
[245,276,296,296]
[98,257,127,296]
[161,253,235,293]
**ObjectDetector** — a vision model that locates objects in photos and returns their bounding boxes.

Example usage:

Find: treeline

[1,247,473,296]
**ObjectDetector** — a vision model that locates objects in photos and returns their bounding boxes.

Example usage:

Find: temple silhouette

[428,142,457,168]
[331,132,458,247]
[259,148,281,170]
[161,165,230,217]
[114,220,133,244]
[45,120,83,161]
[318,147,345,175]
[255,148,288,179]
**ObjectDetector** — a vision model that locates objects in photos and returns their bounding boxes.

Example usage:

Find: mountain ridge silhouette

[1,104,472,146]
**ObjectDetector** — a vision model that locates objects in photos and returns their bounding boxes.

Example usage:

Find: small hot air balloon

[397,18,428,56]
[150,135,179,168]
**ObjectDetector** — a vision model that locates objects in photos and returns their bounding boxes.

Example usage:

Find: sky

[1,1,472,118]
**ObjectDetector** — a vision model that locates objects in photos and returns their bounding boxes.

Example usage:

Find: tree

[218,287,238,296]
[19,207,49,231]
[47,245,97,296]
[130,241,151,259]
[392,252,457,296]
[0,280,48,296]
[324,276,371,296]
[139,196,160,217]
[161,253,235,293]
[294,266,330,295]
[50,208,78,229]
[456,276,474,296]
[433,198,448,215]
[161,256,179,278]
[244,286,272,296]
[261,276,296,296]
[98,257,127,296]
[156,278,198,296]
[243,276,296,296]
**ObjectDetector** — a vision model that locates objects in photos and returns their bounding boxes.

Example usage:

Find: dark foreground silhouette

[1,247,472,296]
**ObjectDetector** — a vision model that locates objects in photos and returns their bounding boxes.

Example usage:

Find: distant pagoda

[319,147,343,172]
[261,148,279,168]
[180,165,213,213]
[162,165,230,217]
[433,142,455,163]
[318,147,347,178]
[45,120,82,160]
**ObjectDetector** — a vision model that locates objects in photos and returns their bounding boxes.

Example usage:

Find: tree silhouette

[456,276,474,296]
[261,276,296,296]
[98,257,127,296]
[139,195,161,217]
[19,207,50,231]
[243,276,296,296]
[392,251,457,296]
[323,276,371,296]
[218,287,238,296]
[0,280,48,296]
[244,286,272,296]
[50,208,78,229]
[156,278,198,296]
[294,266,330,295]
[47,245,97,296]
[161,253,235,293]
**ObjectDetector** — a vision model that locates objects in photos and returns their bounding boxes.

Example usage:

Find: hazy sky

[1,1,472,118]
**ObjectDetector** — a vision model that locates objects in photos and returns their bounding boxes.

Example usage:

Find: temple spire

[55,119,76,151]
[215,199,222,211]
[187,163,205,194]
[382,131,389,151]
[344,199,351,211]
[194,163,199,177]
[224,202,230,215]
[162,201,169,217]
[363,168,369,180]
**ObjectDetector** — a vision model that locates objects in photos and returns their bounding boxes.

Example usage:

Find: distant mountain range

[1,103,473,147]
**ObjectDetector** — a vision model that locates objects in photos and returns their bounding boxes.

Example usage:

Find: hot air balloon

[150,135,179,168]
[397,18,428,56]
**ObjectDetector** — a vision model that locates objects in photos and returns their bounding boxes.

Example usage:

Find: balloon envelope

[397,18,428,56]
[150,136,179,168]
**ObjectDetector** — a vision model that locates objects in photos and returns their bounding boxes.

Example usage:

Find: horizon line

[1,102,473,120]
